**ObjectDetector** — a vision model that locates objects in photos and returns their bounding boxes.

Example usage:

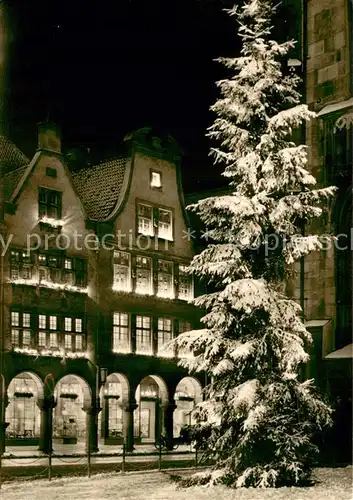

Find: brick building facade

[0,124,203,454]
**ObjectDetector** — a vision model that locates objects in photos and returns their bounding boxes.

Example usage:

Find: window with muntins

[157,318,173,355]
[113,312,130,353]
[137,202,173,241]
[38,314,59,349]
[178,265,193,301]
[63,316,84,351]
[158,208,173,240]
[38,187,62,219]
[136,315,152,354]
[157,260,174,298]
[138,204,154,236]
[135,256,152,295]
[113,251,131,291]
[10,250,33,281]
[10,311,32,348]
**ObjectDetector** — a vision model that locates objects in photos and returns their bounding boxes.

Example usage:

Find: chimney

[37,122,61,153]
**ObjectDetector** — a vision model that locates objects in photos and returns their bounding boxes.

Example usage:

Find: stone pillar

[100,396,109,440]
[123,402,138,452]
[0,388,9,455]
[38,396,56,453]
[162,402,177,450]
[84,406,100,453]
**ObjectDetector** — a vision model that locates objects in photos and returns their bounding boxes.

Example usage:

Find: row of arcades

[2,371,203,453]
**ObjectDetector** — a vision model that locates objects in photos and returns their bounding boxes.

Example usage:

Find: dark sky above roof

[4,0,297,192]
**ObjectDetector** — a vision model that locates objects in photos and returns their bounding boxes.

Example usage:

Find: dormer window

[38,188,62,220]
[137,202,173,241]
[138,204,154,236]
[150,170,162,189]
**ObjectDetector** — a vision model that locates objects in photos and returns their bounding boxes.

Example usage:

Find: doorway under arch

[174,376,202,437]
[134,375,168,444]
[52,374,91,447]
[98,372,129,445]
[6,372,44,445]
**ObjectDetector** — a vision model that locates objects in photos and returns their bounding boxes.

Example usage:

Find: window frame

[112,312,131,353]
[38,187,62,220]
[157,259,174,298]
[113,251,131,292]
[135,255,153,295]
[135,315,152,355]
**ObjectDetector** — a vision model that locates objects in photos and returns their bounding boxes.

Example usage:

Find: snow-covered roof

[325,344,353,360]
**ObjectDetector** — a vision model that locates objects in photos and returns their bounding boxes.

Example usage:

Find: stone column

[38,396,56,453]
[100,396,109,440]
[0,388,9,455]
[162,402,177,450]
[84,405,100,453]
[123,402,138,452]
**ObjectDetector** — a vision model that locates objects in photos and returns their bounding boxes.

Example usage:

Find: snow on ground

[1,467,352,500]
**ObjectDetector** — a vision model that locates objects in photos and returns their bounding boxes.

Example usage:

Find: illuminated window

[49,316,57,330]
[157,260,173,298]
[22,330,31,346]
[49,333,58,348]
[75,335,83,350]
[157,318,173,355]
[178,265,193,301]
[75,319,82,333]
[11,329,20,346]
[135,256,152,294]
[150,170,162,188]
[38,187,62,219]
[137,204,153,236]
[113,312,130,353]
[11,312,20,327]
[64,334,72,349]
[38,331,46,347]
[136,315,152,354]
[64,317,72,331]
[158,208,173,241]
[38,315,46,329]
[23,313,31,328]
[10,250,33,281]
[64,258,72,270]
[113,251,131,291]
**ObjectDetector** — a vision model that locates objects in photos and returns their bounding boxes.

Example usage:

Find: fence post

[158,439,162,471]
[121,443,125,474]
[48,449,52,481]
[0,451,2,490]
[87,445,91,478]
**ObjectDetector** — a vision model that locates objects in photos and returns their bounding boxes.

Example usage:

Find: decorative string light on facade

[13,346,88,358]
[9,277,88,294]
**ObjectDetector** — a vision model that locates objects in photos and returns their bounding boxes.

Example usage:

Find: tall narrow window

[113,313,130,353]
[135,256,152,295]
[178,265,193,301]
[136,315,152,355]
[11,312,32,348]
[158,208,173,240]
[137,203,153,236]
[63,316,84,351]
[10,250,33,281]
[157,260,174,298]
[157,318,173,356]
[113,251,131,291]
[38,187,62,219]
[150,170,162,189]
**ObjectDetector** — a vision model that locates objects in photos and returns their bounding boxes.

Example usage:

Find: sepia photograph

[0,0,352,498]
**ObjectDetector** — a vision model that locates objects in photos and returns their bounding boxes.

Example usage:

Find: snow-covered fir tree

[174,0,335,488]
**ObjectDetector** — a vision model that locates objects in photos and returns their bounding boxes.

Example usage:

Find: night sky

[4,0,296,192]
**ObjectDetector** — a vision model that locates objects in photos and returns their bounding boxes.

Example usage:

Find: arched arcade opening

[6,372,44,445]
[173,376,202,437]
[134,375,168,444]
